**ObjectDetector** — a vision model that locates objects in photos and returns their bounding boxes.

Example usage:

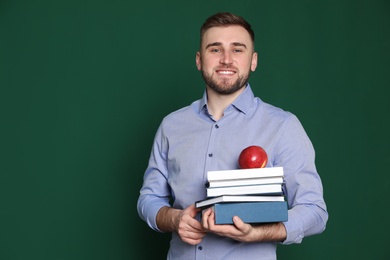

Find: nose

[220,51,233,65]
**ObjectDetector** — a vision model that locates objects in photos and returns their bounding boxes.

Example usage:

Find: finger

[179,213,204,232]
[189,204,203,213]
[181,205,205,231]
[232,216,251,235]
[178,224,206,244]
[201,208,212,230]
[185,204,201,218]
[232,216,245,229]
[179,222,207,245]
[206,208,215,230]
[188,217,205,232]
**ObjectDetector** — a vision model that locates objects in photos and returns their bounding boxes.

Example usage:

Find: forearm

[156,206,181,232]
[250,222,287,243]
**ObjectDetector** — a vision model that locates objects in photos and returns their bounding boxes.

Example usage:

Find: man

[137,12,328,259]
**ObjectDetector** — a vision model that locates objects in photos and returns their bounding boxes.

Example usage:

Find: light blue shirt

[137,85,328,260]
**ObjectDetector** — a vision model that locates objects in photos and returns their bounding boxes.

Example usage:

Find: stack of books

[195,167,288,224]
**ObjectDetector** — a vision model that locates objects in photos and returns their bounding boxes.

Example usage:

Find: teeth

[218,71,234,75]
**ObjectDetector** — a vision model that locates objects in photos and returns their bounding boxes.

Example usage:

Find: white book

[207,167,284,182]
[195,195,285,208]
[207,177,284,188]
[206,184,283,197]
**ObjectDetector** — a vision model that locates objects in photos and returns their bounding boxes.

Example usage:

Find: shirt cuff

[281,207,306,244]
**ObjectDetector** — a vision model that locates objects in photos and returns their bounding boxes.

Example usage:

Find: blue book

[212,201,288,224]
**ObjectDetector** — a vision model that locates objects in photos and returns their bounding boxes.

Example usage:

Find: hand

[201,207,287,243]
[174,204,207,245]
[201,207,254,242]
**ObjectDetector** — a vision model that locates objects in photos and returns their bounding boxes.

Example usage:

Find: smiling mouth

[216,70,236,75]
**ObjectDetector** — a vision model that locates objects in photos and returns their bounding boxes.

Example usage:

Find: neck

[206,86,245,121]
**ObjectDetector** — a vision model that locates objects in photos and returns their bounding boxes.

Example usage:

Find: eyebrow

[205,42,247,49]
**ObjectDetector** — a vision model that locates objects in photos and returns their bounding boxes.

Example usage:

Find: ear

[196,51,202,70]
[251,52,258,72]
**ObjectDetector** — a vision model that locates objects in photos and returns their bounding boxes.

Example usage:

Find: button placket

[204,123,220,181]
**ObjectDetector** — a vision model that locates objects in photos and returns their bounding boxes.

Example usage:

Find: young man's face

[196,25,258,95]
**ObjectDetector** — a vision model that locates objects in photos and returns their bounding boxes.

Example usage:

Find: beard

[200,69,250,95]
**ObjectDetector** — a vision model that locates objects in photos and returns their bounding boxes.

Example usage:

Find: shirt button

[208,153,213,157]
[198,246,203,250]
[215,124,219,129]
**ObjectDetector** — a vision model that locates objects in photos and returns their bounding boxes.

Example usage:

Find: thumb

[232,216,249,231]
[187,204,202,217]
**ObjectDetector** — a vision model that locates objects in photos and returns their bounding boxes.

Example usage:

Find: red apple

[238,145,268,169]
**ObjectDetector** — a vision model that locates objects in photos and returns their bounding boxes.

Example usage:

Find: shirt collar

[198,83,256,115]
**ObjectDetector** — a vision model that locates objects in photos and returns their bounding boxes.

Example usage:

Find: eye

[210,48,221,53]
[233,49,244,53]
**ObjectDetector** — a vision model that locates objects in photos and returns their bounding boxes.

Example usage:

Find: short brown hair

[200,12,255,46]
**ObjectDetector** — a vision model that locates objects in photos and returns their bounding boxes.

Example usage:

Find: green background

[1,0,389,259]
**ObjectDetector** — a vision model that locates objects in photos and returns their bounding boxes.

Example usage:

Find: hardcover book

[207,176,284,188]
[207,167,284,182]
[195,195,285,208]
[212,201,288,224]
[206,183,283,197]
